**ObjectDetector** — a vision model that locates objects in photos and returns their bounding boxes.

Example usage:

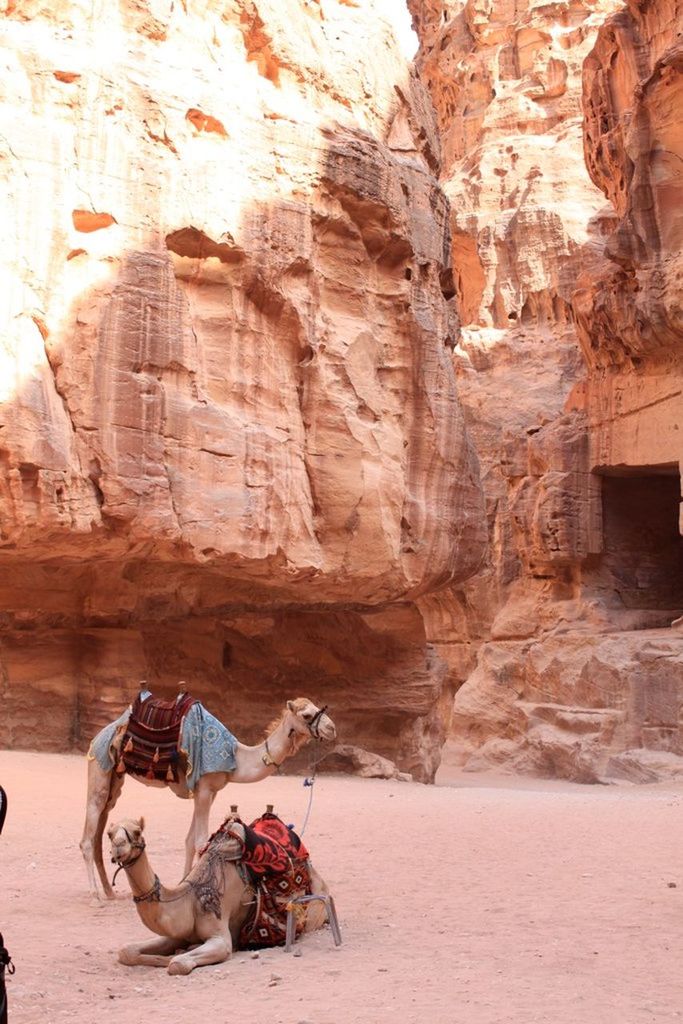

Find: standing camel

[108,815,330,974]
[81,693,336,900]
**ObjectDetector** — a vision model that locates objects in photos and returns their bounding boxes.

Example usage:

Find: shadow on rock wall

[0,116,486,783]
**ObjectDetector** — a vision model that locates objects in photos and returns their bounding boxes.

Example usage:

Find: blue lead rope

[292,746,328,838]
[298,775,316,837]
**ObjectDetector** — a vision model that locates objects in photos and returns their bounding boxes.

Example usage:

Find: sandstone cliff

[410,0,683,781]
[0,0,487,780]
[3,0,681,785]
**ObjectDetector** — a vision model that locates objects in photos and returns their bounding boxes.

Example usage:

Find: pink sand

[1,750,682,1024]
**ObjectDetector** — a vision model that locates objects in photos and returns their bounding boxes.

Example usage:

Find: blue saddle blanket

[88,699,238,791]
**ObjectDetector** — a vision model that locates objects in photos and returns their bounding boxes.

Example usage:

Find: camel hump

[119,691,198,783]
[131,690,197,729]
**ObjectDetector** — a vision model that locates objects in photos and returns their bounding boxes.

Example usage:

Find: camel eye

[301,710,313,721]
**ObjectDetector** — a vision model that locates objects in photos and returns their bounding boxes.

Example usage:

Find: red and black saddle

[233,813,312,949]
[197,812,312,947]
[117,691,197,783]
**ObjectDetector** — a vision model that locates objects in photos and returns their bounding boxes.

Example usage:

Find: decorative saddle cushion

[204,811,312,949]
[118,691,197,783]
[239,813,312,950]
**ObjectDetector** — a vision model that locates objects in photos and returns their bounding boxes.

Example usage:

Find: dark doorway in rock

[599,465,683,612]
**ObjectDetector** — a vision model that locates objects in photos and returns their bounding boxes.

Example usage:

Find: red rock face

[3,0,680,783]
[411,0,683,782]
[0,0,486,779]
[578,0,682,470]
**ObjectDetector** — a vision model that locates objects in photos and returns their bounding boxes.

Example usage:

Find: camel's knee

[168,955,195,976]
[211,936,232,960]
[118,945,142,967]
[167,936,230,975]
[80,837,93,860]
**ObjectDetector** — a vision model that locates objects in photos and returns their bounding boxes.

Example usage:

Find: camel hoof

[168,957,194,976]
[118,947,139,967]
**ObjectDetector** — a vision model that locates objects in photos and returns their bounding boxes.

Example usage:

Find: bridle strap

[262,738,284,771]
[307,705,328,739]
[111,829,146,887]
[133,875,161,904]
[261,705,329,770]
[110,831,190,905]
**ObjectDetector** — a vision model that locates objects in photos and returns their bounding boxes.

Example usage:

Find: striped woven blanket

[88,692,237,790]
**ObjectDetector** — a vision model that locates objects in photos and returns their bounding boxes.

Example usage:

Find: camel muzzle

[110,829,146,885]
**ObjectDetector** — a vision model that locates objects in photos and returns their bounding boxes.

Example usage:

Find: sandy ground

[1,751,683,1024]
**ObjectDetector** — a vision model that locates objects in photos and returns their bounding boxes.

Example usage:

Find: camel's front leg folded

[118,936,181,968]
[167,934,232,975]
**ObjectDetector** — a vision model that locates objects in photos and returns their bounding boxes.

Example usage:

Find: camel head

[284,698,336,742]
[108,817,146,867]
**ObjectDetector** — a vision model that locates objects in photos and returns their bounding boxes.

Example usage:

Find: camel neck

[229,717,308,783]
[122,849,159,901]
[122,851,190,928]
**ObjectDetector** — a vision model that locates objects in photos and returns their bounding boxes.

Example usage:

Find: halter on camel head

[263,702,332,770]
[304,704,329,740]
[109,822,147,886]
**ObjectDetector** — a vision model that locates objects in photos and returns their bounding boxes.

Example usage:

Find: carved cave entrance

[599,465,683,614]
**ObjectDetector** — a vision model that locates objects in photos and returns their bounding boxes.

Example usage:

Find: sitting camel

[108,815,329,974]
[81,694,336,900]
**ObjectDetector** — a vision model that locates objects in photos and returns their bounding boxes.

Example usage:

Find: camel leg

[94,771,125,899]
[183,781,216,877]
[167,934,232,976]
[304,865,330,932]
[183,817,195,879]
[118,936,181,968]
[80,759,116,901]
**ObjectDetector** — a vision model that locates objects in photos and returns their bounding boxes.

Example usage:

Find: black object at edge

[1,785,10,1024]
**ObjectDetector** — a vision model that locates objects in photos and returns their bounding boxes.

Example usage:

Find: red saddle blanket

[208,812,312,950]
[240,813,312,949]
[118,691,197,784]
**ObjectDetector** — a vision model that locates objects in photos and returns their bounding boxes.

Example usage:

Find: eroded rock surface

[320,743,412,780]
[3,0,681,784]
[454,631,683,782]
[578,0,683,473]
[410,0,683,782]
[0,0,486,779]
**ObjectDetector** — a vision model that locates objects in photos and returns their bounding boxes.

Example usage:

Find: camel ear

[287,700,296,712]
[137,816,145,833]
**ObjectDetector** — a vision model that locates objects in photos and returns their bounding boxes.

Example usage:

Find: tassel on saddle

[145,747,161,780]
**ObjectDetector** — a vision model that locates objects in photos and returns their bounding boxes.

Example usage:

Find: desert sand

[1,750,682,1024]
